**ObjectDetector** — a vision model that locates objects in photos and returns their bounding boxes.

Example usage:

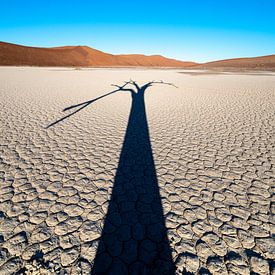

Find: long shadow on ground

[47,80,176,274]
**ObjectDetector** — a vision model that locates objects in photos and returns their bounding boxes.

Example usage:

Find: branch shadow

[46,80,176,274]
[46,87,123,128]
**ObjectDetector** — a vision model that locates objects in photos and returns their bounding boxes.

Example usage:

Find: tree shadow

[46,80,177,274]
[92,81,176,274]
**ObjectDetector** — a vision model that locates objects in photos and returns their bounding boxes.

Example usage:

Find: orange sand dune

[0,41,197,67]
[1,41,274,69]
[196,55,275,70]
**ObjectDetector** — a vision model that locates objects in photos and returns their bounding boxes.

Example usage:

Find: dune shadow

[46,80,177,274]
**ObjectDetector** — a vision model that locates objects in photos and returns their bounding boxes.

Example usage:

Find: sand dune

[0,41,197,67]
[1,41,274,70]
[0,67,274,273]
[196,54,275,70]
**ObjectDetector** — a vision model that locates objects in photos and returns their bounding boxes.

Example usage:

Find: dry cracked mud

[0,67,274,274]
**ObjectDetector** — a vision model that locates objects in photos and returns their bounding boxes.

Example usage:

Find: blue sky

[1,0,275,62]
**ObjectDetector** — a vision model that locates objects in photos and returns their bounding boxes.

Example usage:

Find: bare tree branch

[129,79,140,90]
[63,89,119,112]
[148,80,178,88]
[111,81,135,95]
[46,79,177,128]
[111,81,132,90]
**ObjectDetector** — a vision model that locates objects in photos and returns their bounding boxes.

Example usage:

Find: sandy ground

[0,67,274,274]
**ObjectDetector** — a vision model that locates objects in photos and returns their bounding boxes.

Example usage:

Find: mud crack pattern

[0,68,274,274]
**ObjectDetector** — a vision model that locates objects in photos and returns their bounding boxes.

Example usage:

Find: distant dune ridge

[0,41,274,69]
[196,55,275,70]
[0,41,196,67]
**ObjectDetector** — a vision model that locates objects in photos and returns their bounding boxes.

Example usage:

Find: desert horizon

[1,41,275,71]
